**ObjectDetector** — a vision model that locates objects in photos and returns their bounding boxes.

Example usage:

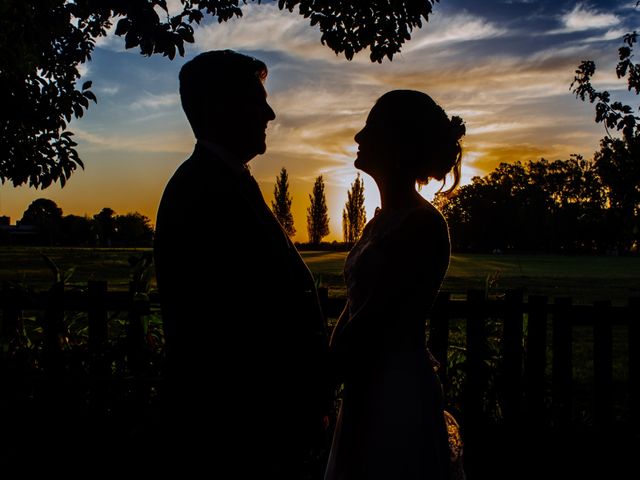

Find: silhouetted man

[153,50,331,477]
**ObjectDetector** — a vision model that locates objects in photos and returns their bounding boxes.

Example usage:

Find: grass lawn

[0,247,638,304]
[305,251,640,305]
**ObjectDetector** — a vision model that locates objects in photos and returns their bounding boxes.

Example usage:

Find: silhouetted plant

[19,199,63,245]
[342,174,366,245]
[114,212,154,247]
[93,207,116,247]
[272,167,296,237]
[571,9,640,142]
[435,158,614,253]
[570,6,640,252]
[307,175,330,245]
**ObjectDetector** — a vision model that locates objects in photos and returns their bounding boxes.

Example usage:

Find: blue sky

[2,0,639,241]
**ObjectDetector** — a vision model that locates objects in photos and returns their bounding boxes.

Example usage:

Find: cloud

[581,28,627,43]
[97,84,120,95]
[129,92,180,110]
[73,127,191,154]
[194,3,509,65]
[195,3,328,59]
[94,20,123,52]
[77,63,90,79]
[404,12,509,52]
[551,3,620,34]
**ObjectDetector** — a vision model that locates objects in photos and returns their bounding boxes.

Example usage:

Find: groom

[154,50,331,476]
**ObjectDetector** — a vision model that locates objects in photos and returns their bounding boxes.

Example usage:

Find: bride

[326,90,465,480]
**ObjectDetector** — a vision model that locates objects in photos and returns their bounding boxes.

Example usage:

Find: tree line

[433,153,638,254]
[272,168,367,246]
[1,198,153,247]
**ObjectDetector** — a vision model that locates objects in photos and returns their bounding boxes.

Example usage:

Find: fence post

[552,297,573,429]
[525,295,548,427]
[88,281,109,413]
[88,281,108,357]
[502,289,524,427]
[0,282,22,421]
[0,282,21,355]
[127,281,147,375]
[428,291,450,389]
[462,289,488,480]
[464,289,486,430]
[593,300,613,431]
[629,297,640,431]
[43,282,64,375]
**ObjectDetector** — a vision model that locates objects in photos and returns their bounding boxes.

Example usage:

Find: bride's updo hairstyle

[375,90,465,195]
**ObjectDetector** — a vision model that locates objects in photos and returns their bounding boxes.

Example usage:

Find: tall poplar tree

[342,174,367,244]
[307,175,330,245]
[271,167,296,237]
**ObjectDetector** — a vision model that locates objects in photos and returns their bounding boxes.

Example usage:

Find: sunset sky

[2,0,638,241]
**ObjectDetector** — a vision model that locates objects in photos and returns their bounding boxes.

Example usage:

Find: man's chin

[255,142,267,156]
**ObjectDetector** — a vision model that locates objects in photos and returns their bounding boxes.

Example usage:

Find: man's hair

[179,50,268,138]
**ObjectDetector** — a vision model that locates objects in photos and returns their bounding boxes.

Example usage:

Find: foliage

[434,157,618,252]
[19,198,63,226]
[307,175,330,245]
[593,135,640,248]
[342,173,366,245]
[19,198,64,244]
[115,212,154,246]
[1,0,439,188]
[9,199,153,247]
[271,167,296,237]
[93,208,153,246]
[93,207,116,246]
[569,5,640,252]
[571,30,640,142]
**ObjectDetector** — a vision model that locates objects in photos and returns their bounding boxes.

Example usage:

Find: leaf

[125,29,139,50]
[63,267,75,284]
[81,80,92,91]
[83,90,97,103]
[41,253,61,284]
[115,18,131,36]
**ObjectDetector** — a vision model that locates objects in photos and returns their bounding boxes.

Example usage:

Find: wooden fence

[1,283,637,430]
[1,283,638,455]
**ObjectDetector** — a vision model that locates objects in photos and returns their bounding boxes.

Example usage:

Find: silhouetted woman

[326,90,465,480]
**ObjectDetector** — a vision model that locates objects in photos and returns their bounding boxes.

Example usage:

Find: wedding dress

[326,204,462,480]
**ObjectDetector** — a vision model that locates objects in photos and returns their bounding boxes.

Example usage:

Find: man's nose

[265,103,276,121]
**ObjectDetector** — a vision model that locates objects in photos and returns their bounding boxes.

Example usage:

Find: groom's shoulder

[166,147,235,194]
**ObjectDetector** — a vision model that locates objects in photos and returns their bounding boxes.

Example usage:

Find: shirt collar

[196,139,248,176]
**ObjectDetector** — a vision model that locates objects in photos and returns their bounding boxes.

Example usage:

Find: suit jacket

[154,144,331,469]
